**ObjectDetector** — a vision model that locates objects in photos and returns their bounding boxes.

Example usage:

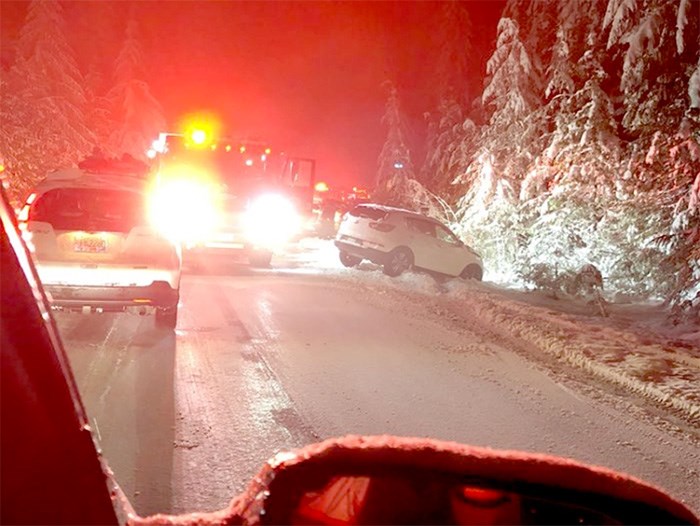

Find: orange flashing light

[239,146,246,153]
[315,181,330,192]
[191,129,207,145]
[179,112,221,148]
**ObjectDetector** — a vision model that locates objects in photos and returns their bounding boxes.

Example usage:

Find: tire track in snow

[170,279,319,514]
[212,284,320,445]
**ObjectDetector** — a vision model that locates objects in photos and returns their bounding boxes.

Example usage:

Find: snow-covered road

[56,240,700,517]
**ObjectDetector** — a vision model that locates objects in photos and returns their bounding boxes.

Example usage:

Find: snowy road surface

[56,244,700,517]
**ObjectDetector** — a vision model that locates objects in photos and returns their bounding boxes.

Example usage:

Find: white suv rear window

[30,188,146,233]
[349,205,387,221]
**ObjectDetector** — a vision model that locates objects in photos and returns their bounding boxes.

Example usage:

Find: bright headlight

[243,193,301,248]
[149,177,220,244]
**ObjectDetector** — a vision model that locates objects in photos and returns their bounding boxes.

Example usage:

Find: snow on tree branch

[690,59,700,108]
[676,0,692,54]
[604,0,638,49]
[483,18,542,121]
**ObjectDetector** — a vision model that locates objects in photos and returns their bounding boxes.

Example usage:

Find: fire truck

[149,131,315,267]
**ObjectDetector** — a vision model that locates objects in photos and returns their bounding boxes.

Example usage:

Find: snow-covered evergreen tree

[64,2,124,149]
[432,0,475,110]
[85,68,116,150]
[421,0,479,198]
[603,0,639,50]
[421,99,479,199]
[480,17,546,192]
[0,76,44,203]
[545,0,602,99]
[601,0,700,309]
[446,0,699,312]
[374,82,415,203]
[605,0,697,136]
[108,19,165,159]
[507,0,557,81]
[0,0,93,201]
[482,17,543,127]
[454,151,527,282]
[374,82,447,218]
[64,1,123,78]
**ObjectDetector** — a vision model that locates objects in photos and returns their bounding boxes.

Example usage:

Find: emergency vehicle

[150,131,315,267]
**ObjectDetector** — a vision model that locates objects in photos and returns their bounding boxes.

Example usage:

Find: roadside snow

[279,238,700,424]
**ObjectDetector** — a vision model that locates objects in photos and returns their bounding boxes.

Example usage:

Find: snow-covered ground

[58,238,700,514]
[280,238,700,425]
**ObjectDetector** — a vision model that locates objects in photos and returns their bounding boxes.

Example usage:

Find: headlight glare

[244,193,301,248]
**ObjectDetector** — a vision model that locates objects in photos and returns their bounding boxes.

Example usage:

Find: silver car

[335,204,483,279]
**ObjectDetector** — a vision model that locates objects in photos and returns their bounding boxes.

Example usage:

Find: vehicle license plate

[74,236,107,253]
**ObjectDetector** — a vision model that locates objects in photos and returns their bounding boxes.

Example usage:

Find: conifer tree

[374,82,415,204]
[450,0,700,308]
[108,19,166,159]
[421,0,478,197]
[0,0,92,201]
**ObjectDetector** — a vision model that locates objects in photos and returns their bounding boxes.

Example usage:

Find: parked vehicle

[16,156,182,328]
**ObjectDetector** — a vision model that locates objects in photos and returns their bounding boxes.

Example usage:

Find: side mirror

[235,436,697,525]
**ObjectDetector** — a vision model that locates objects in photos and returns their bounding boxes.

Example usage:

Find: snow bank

[440,281,700,423]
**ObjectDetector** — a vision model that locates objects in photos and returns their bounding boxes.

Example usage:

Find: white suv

[335,204,483,279]
[17,161,182,328]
